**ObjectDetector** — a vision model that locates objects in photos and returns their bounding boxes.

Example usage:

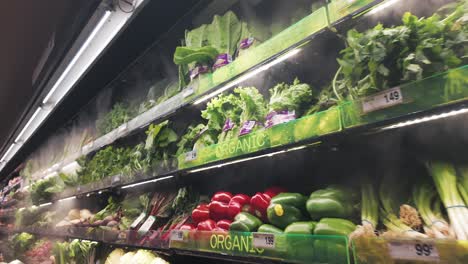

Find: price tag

[388,241,439,262]
[252,233,275,249]
[185,150,197,162]
[170,230,185,242]
[183,87,194,98]
[362,87,403,113]
[130,213,146,229]
[138,215,156,235]
[111,175,121,185]
[82,142,94,154]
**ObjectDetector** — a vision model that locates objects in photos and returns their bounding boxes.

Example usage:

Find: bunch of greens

[201,93,242,143]
[11,233,36,257]
[176,123,216,155]
[77,146,133,185]
[175,11,247,88]
[30,176,65,204]
[119,193,151,230]
[144,120,179,169]
[15,206,47,228]
[235,86,267,131]
[93,196,120,222]
[96,103,133,135]
[59,172,79,188]
[333,6,468,101]
[53,239,98,264]
[268,78,313,116]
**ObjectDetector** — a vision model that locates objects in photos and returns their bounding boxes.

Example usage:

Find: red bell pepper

[179,224,196,231]
[230,194,250,205]
[209,201,229,221]
[197,219,217,231]
[264,187,286,199]
[192,203,210,224]
[216,219,232,231]
[250,192,271,222]
[227,194,251,219]
[211,191,233,203]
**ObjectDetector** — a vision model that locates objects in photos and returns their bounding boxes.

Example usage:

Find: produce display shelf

[0,227,352,264]
[46,107,343,203]
[25,0,383,184]
[170,230,351,264]
[45,88,468,204]
[352,236,468,263]
[178,107,342,169]
[340,65,468,129]
[27,2,333,183]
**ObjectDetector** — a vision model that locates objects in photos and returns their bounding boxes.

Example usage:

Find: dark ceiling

[0,0,99,158]
[0,0,203,178]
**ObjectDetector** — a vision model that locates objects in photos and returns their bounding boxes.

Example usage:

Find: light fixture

[365,0,401,16]
[0,144,17,162]
[0,0,148,175]
[58,196,76,202]
[382,108,468,130]
[42,11,112,105]
[121,175,174,189]
[193,48,301,105]
[15,107,43,143]
[39,202,52,207]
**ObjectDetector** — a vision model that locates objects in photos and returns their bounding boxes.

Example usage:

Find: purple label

[265,110,296,128]
[240,37,255,49]
[239,121,257,136]
[213,53,232,70]
[189,65,209,80]
[222,118,235,132]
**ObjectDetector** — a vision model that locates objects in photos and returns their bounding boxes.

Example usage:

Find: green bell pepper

[257,224,283,234]
[229,212,262,232]
[313,218,356,236]
[270,193,307,210]
[306,186,358,220]
[284,221,316,235]
[267,203,305,229]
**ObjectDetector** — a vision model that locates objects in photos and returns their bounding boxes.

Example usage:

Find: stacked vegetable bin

[1,0,468,263]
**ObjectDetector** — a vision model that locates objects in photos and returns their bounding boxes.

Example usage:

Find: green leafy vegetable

[96,103,133,135]
[173,46,219,65]
[268,78,313,116]
[333,7,468,101]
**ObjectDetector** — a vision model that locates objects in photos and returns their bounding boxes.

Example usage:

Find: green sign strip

[170,231,350,264]
[327,0,379,23]
[178,108,342,169]
[341,65,468,129]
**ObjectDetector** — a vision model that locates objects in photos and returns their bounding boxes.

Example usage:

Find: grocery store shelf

[27,0,385,184]
[38,63,468,203]
[0,227,351,264]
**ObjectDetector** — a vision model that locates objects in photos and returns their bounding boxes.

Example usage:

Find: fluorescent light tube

[42,11,112,105]
[382,108,468,130]
[15,107,43,143]
[59,196,76,202]
[1,144,16,162]
[193,49,301,105]
[121,175,174,189]
[366,0,401,16]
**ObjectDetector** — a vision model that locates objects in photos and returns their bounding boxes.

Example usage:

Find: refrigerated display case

[1,0,467,263]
